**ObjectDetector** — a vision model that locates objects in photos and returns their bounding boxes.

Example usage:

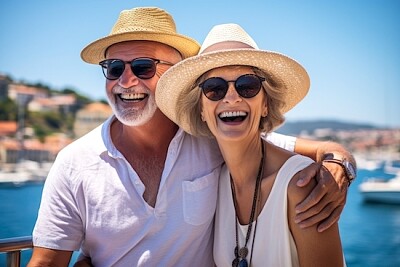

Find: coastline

[0,160,51,185]
[1,152,399,185]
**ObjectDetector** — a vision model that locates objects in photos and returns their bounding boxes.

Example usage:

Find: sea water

[1,168,399,266]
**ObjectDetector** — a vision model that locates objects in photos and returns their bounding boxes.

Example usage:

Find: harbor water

[0,168,399,266]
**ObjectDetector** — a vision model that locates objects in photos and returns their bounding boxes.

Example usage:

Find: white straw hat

[81,7,200,64]
[156,23,310,134]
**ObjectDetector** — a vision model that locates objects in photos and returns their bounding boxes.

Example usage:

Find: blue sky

[1,0,399,128]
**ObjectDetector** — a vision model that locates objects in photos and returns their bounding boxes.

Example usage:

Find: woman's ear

[262,104,268,117]
[200,110,206,122]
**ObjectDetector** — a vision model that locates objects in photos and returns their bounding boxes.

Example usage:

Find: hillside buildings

[0,75,113,166]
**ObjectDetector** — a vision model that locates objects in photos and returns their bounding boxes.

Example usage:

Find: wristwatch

[323,154,357,186]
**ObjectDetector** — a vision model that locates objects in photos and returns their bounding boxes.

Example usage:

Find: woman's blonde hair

[176,66,286,138]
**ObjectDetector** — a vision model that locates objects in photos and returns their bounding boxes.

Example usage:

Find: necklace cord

[230,140,265,266]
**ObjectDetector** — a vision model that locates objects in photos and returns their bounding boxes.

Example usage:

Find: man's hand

[73,257,93,267]
[294,161,347,232]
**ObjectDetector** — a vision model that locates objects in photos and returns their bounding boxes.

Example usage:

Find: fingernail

[296,178,303,185]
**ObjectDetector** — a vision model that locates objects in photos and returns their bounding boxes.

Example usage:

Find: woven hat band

[201,41,255,54]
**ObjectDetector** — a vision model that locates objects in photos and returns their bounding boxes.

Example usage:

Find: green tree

[0,97,17,121]
[28,111,63,139]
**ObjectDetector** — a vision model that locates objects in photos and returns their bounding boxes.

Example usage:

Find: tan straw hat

[156,23,310,134]
[81,7,200,64]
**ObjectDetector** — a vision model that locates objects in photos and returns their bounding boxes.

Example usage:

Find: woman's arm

[288,170,344,267]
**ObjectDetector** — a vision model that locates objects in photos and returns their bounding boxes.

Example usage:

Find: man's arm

[27,247,73,267]
[293,138,356,232]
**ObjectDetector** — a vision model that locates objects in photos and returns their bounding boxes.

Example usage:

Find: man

[28,7,356,267]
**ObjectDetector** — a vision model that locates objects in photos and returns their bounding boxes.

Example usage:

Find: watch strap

[323,158,355,186]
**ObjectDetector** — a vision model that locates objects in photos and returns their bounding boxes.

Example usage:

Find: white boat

[355,157,384,171]
[359,173,400,204]
[384,160,400,175]
[0,160,51,185]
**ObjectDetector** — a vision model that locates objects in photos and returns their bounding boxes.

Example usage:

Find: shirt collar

[100,115,186,159]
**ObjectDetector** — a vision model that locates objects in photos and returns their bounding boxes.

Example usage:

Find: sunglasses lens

[200,75,263,101]
[100,58,158,80]
[201,78,228,101]
[131,59,157,79]
[104,60,125,80]
[236,75,262,98]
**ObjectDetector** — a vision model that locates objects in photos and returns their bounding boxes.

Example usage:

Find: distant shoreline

[1,152,399,185]
[0,160,51,184]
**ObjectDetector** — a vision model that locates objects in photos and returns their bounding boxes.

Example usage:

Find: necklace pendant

[239,258,248,267]
[234,245,239,257]
[232,258,240,267]
[238,246,248,258]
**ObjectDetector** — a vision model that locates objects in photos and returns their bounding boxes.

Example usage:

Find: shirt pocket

[182,168,219,226]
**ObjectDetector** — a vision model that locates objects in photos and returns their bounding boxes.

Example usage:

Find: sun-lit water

[0,168,399,266]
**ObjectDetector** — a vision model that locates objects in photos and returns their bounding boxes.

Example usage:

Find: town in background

[0,73,399,182]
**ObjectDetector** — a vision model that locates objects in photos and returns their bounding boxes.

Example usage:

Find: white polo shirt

[32,116,295,266]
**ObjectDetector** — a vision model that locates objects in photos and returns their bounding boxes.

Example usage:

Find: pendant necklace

[230,141,264,267]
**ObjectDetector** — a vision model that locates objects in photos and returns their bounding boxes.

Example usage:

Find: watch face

[345,161,356,179]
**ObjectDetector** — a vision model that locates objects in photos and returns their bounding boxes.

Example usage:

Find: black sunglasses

[199,74,266,101]
[99,58,174,80]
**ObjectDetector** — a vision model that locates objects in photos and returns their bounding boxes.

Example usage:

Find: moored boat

[0,160,51,185]
[359,173,400,204]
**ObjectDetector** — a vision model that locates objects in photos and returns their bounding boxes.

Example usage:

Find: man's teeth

[120,93,146,100]
[219,111,247,118]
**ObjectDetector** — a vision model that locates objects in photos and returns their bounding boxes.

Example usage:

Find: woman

[156,23,345,266]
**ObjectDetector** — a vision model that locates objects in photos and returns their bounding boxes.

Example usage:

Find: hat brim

[81,32,200,64]
[156,49,310,135]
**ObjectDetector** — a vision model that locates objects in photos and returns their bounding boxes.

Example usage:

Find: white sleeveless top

[214,154,313,266]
